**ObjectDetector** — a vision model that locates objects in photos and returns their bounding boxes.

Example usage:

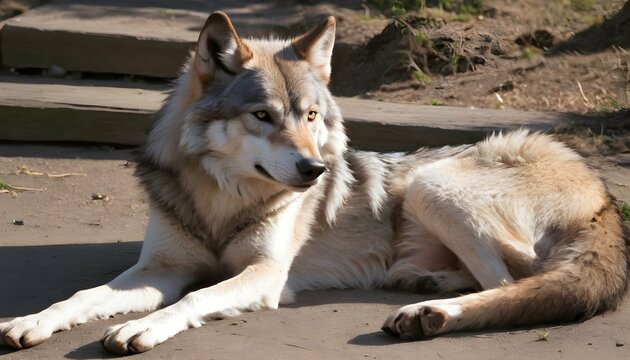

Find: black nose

[296,158,326,182]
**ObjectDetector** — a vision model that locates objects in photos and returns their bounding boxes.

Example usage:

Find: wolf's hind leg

[387,219,479,293]
[0,209,212,350]
[386,268,479,294]
[403,162,516,289]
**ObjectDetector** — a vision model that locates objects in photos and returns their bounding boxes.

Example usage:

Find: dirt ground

[1,0,630,359]
[323,0,630,115]
[0,141,629,359]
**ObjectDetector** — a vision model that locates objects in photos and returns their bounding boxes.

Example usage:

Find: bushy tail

[383,201,630,339]
[447,201,629,333]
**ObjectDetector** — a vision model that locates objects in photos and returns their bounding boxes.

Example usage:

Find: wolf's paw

[0,316,54,349]
[381,303,454,340]
[101,317,174,355]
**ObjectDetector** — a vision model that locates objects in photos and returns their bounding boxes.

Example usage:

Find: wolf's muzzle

[296,158,326,182]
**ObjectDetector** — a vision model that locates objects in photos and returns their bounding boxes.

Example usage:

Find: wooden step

[0,0,305,78]
[0,76,565,150]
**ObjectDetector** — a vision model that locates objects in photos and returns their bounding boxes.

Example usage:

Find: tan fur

[1,13,628,355]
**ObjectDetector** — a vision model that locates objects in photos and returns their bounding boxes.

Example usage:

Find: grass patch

[621,202,630,223]
[371,0,425,15]
[596,97,624,114]
[414,70,433,84]
[430,98,444,106]
[571,0,593,12]
[451,13,473,22]
[0,179,10,190]
[438,0,484,14]
[370,0,484,16]
[577,15,601,25]
[416,31,428,46]
[523,46,534,60]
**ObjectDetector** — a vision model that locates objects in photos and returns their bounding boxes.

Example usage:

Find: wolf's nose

[296,158,326,182]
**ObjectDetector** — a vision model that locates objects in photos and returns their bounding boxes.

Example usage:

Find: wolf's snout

[296,158,326,182]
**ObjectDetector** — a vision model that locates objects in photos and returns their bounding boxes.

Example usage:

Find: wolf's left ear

[293,16,336,84]
[194,11,252,79]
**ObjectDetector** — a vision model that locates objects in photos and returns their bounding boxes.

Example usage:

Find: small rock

[12,219,24,226]
[616,341,624,347]
[47,64,67,78]
[91,193,110,202]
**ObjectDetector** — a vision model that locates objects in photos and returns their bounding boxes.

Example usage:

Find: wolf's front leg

[101,259,289,354]
[0,264,196,349]
[101,195,306,355]
[0,208,212,350]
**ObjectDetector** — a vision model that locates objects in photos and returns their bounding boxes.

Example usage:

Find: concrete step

[0,0,307,78]
[0,76,567,151]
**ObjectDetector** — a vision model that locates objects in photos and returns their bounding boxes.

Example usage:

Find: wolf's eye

[307,111,318,121]
[253,111,272,123]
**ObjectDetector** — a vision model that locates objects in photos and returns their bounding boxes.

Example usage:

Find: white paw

[0,315,54,349]
[101,315,177,355]
[381,302,456,340]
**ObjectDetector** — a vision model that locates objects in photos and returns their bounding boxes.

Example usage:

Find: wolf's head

[146,12,348,198]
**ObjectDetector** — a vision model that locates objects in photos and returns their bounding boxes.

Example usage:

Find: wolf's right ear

[194,12,252,79]
[293,16,336,84]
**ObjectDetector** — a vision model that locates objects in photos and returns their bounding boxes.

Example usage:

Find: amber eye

[307,111,318,121]
[253,111,272,123]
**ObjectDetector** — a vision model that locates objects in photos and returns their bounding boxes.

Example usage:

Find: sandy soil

[0,143,629,359]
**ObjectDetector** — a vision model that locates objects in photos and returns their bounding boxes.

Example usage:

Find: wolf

[1,12,628,355]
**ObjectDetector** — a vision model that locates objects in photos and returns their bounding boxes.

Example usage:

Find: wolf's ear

[194,11,252,79]
[293,16,336,84]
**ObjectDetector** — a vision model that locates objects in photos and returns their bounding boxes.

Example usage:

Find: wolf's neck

[178,163,296,242]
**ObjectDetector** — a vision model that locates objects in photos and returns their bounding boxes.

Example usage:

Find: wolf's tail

[384,201,630,338]
[445,201,629,333]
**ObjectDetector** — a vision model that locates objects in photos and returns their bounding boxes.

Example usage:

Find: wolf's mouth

[255,164,316,189]
[254,164,273,179]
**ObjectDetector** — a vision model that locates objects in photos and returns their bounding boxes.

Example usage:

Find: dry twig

[17,165,86,178]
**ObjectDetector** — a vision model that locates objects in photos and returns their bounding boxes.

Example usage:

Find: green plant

[438,0,484,14]
[450,54,460,73]
[370,0,425,15]
[416,31,428,46]
[596,97,624,114]
[571,0,593,12]
[578,15,601,25]
[621,202,630,223]
[0,180,10,190]
[452,13,472,22]
[523,46,534,60]
[414,70,432,84]
[430,98,444,105]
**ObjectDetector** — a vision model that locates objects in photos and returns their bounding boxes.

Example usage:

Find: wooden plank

[0,105,152,145]
[0,77,566,149]
[336,98,562,151]
[0,76,166,111]
[0,0,305,77]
